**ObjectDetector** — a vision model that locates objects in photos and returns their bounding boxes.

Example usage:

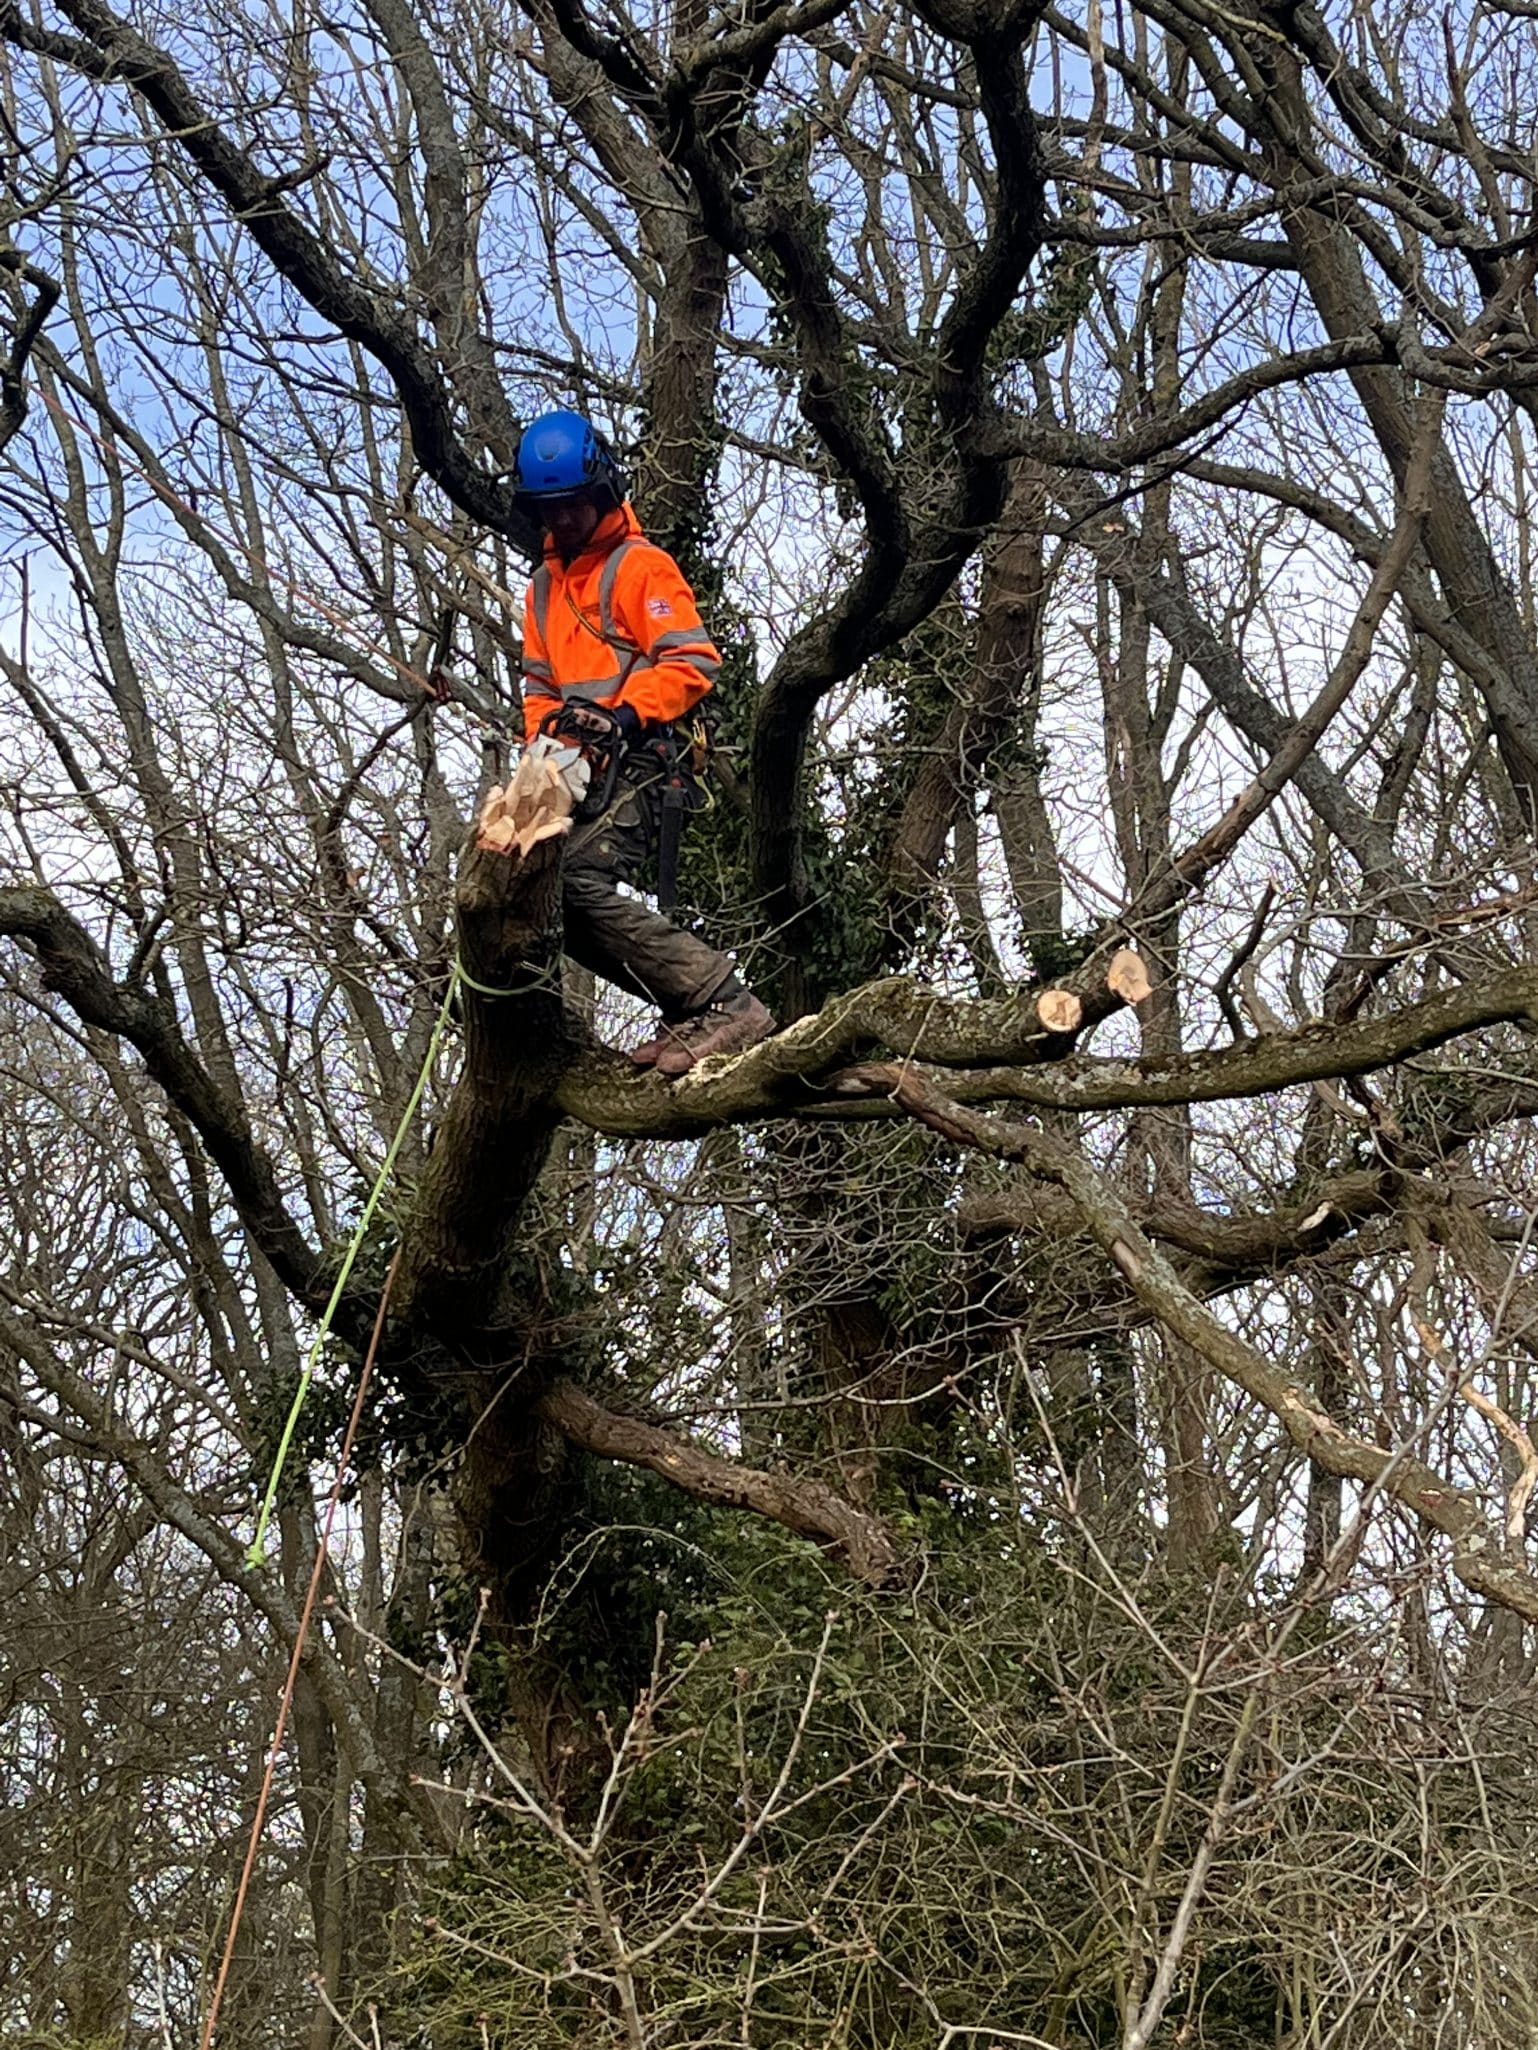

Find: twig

[1461,1382,1538,1547]
[308,1974,375,2050]
[1122,1691,1263,2050]
[1213,879,1275,1041]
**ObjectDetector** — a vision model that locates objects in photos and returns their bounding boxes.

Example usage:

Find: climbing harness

[539,702,710,910]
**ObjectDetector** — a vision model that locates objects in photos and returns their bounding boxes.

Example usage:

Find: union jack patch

[646,597,674,618]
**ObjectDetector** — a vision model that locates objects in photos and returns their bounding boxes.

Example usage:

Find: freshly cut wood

[475,754,575,856]
[1107,947,1153,1003]
[477,814,519,853]
[1036,988,1082,1032]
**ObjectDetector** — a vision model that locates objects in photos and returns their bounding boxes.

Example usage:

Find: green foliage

[988,213,1099,379]
[529,1459,739,1709]
[785,602,981,988]
[387,1506,1538,2049]
[3,2035,124,2050]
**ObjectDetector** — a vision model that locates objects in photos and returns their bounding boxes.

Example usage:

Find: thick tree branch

[673,0,852,78]
[927,19,1047,423]
[538,1379,899,1584]
[638,11,1047,983]
[986,333,1394,472]
[0,886,323,1303]
[393,837,576,1334]
[0,248,59,450]
[552,961,1538,1134]
[883,467,1048,941]
[536,0,665,105]
[12,868,1533,1262]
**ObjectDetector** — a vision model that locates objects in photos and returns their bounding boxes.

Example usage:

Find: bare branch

[0,886,323,1302]
[538,1379,899,1583]
[885,1072,1538,1625]
[0,248,59,449]
[0,0,538,547]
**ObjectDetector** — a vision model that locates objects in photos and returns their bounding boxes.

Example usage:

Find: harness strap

[656,774,687,912]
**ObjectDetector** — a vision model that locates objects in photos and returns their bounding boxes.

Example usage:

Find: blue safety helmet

[513,409,626,510]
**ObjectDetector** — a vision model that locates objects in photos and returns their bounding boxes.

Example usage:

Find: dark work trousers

[562,753,734,1020]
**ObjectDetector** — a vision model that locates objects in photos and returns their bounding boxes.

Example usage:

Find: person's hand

[560,703,617,738]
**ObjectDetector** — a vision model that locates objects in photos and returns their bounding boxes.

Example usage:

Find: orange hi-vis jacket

[520,503,722,742]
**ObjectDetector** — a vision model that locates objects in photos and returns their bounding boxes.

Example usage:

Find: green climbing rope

[454,957,558,999]
[246,962,463,1568]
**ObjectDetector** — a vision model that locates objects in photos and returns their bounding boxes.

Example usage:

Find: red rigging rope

[20,391,482,2044]
[198,1252,399,2050]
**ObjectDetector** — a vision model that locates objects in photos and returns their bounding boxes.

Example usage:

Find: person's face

[543,493,603,557]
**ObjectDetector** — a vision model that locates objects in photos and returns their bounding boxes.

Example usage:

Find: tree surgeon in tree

[515,409,774,1074]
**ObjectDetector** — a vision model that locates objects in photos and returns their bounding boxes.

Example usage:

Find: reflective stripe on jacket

[520,502,722,741]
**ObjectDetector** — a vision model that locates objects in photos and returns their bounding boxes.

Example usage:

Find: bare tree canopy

[4,0,1538,2038]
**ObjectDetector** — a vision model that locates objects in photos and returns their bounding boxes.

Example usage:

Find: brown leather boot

[653,992,775,1076]
[629,1019,686,1067]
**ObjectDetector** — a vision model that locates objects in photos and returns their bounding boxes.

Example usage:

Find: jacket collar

[542,500,643,571]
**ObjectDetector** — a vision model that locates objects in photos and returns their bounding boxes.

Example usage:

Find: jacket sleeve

[609,546,722,728]
[521,580,560,743]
